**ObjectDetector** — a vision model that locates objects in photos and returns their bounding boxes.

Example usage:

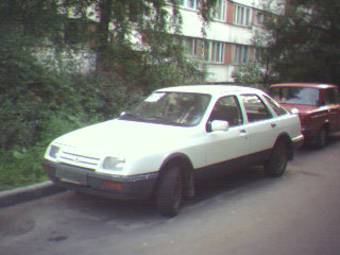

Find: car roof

[270,83,337,89]
[157,85,263,97]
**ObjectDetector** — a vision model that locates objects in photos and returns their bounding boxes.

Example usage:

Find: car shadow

[60,165,272,223]
[58,133,340,221]
[297,133,340,156]
[190,166,267,202]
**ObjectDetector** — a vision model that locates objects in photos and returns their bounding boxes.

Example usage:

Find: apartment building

[176,0,272,83]
[59,0,281,80]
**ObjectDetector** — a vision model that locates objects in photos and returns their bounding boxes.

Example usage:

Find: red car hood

[279,103,318,115]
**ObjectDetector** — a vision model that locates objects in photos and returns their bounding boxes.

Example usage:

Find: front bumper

[292,134,304,150]
[43,161,158,200]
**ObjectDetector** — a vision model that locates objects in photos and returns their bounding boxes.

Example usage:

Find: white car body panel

[204,125,249,166]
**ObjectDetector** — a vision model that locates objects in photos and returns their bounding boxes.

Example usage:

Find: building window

[234,4,252,26]
[233,45,249,64]
[212,0,226,21]
[179,0,199,10]
[254,48,265,63]
[203,41,225,63]
[255,11,265,26]
[183,37,193,55]
[210,42,224,63]
[183,37,203,58]
[183,37,225,64]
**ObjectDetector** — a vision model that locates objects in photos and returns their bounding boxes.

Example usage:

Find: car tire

[265,140,288,177]
[314,127,327,149]
[156,166,183,217]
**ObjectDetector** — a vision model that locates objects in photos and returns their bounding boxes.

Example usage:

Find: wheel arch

[275,132,294,160]
[153,153,195,197]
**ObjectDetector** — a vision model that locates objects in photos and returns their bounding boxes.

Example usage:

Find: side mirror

[211,120,229,132]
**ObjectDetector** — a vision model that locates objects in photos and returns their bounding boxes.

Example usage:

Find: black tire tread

[265,139,288,177]
[156,166,183,217]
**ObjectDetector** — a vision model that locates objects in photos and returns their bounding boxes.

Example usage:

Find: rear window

[270,87,319,106]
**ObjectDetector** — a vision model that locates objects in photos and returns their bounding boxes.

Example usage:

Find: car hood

[54,119,195,157]
[279,103,318,115]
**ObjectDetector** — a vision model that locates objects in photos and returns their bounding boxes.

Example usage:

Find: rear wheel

[265,140,288,177]
[156,166,183,217]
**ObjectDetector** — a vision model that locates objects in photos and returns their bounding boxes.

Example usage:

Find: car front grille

[58,151,100,169]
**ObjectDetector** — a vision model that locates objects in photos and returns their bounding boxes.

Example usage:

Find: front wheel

[156,166,183,217]
[265,140,288,177]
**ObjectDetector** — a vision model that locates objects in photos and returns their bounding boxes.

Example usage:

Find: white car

[43,85,303,216]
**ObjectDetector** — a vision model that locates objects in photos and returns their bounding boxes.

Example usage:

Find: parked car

[43,85,303,216]
[270,83,340,148]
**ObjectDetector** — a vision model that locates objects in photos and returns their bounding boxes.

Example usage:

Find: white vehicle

[44,85,303,216]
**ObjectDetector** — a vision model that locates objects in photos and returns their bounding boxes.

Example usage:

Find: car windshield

[119,92,211,126]
[270,87,319,105]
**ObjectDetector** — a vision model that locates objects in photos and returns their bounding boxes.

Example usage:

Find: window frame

[207,95,244,130]
[182,37,226,64]
[179,0,199,10]
[210,41,225,63]
[212,0,227,21]
[255,10,265,26]
[183,37,205,59]
[233,45,249,64]
[240,94,273,123]
[234,4,252,26]
[263,95,288,117]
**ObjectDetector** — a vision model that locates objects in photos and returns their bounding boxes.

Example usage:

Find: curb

[0,181,65,208]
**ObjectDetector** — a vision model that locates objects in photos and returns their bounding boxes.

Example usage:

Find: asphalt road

[1,136,340,255]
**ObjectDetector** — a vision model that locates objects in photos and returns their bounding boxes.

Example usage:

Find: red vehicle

[270,83,340,148]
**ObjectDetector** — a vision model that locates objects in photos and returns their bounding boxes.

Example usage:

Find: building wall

[177,0,273,83]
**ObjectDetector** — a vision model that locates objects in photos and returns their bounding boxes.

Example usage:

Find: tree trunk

[96,0,113,73]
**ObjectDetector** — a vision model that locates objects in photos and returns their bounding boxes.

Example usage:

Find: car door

[204,95,249,167]
[324,88,340,132]
[238,94,278,164]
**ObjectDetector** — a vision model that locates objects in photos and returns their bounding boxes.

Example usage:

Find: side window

[209,96,243,127]
[325,88,339,105]
[263,95,288,116]
[240,94,273,122]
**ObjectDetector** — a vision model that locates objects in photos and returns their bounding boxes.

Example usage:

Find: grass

[0,115,86,191]
[0,146,48,191]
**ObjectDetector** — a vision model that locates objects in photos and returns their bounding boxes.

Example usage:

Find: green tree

[0,0,219,189]
[62,0,218,88]
[263,0,340,84]
[232,62,265,85]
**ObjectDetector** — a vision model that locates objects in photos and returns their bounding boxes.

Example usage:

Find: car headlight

[49,145,60,159]
[102,157,125,171]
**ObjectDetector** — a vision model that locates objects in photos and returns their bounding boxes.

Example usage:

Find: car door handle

[240,129,247,134]
[271,123,277,128]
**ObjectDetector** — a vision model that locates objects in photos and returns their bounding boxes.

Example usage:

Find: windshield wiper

[145,116,180,125]
[119,112,144,121]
